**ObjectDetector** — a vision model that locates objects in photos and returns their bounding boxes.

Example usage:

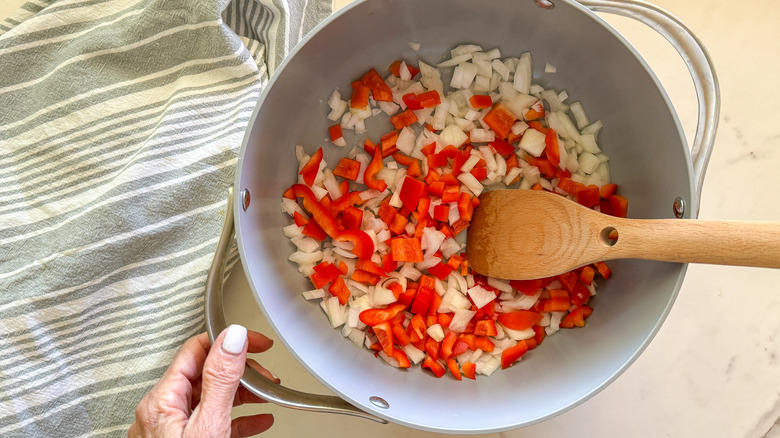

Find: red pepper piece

[433,204,449,222]
[599,183,618,198]
[594,261,612,279]
[399,176,425,212]
[309,262,341,289]
[372,322,395,356]
[390,236,424,263]
[380,130,399,158]
[482,103,518,139]
[579,266,596,285]
[469,167,488,181]
[292,211,308,227]
[525,100,546,121]
[341,206,363,230]
[533,325,546,346]
[298,148,323,187]
[327,276,351,305]
[424,337,440,361]
[427,262,453,280]
[360,68,393,102]
[390,110,419,130]
[350,83,370,109]
[388,213,409,235]
[363,138,376,156]
[544,128,561,168]
[417,90,441,108]
[527,120,548,135]
[570,282,591,307]
[577,184,600,208]
[335,229,374,260]
[329,124,343,142]
[606,194,629,218]
[292,184,340,239]
[557,177,586,196]
[473,336,494,352]
[363,147,387,192]
[456,192,473,222]
[446,358,462,381]
[560,306,594,328]
[500,340,529,369]
[469,94,493,109]
[359,303,406,327]
[402,92,424,110]
[462,362,477,380]
[301,218,327,241]
[351,268,380,285]
[441,185,459,203]
[410,284,434,316]
[421,355,445,378]
[392,323,411,347]
[392,348,411,368]
[333,157,361,181]
[474,320,497,337]
[451,219,469,236]
[497,310,543,331]
[556,270,578,293]
[489,138,516,157]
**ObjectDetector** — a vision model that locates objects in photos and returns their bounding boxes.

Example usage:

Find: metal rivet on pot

[673,197,685,218]
[240,188,251,211]
[369,396,389,409]
[534,0,554,9]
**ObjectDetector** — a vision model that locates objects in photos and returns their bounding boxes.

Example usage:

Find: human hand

[129,325,279,438]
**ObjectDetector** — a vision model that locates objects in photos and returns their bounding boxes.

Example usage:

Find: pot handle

[575,0,720,210]
[205,187,386,423]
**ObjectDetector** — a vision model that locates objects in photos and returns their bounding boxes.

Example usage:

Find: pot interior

[235,0,693,432]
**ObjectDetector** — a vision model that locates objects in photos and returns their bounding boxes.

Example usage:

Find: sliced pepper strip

[363,147,387,191]
[336,229,375,260]
[292,184,340,239]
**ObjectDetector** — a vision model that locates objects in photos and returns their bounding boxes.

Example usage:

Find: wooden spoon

[467,189,780,280]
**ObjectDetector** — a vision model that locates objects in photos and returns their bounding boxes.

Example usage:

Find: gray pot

[206,0,719,433]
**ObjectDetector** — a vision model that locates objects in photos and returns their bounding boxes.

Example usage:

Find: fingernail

[222,324,247,355]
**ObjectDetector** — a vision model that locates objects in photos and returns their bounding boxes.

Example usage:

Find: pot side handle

[205,187,386,424]
[576,0,720,212]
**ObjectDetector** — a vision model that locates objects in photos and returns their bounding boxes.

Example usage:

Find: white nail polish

[222,324,247,355]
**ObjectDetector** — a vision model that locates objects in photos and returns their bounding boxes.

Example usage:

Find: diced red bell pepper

[309,262,341,289]
[335,229,374,260]
[302,220,327,241]
[329,124,343,142]
[388,213,409,235]
[363,147,387,192]
[390,236,424,263]
[380,130,399,158]
[292,211,308,227]
[363,138,376,155]
[509,278,542,296]
[469,94,493,109]
[333,157,361,181]
[482,103,518,139]
[391,348,411,368]
[527,120,548,135]
[557,177,586,196]
[433,204,449,222]
[399,176,425,212]
[402,92,423,110]
[351,268,380,285]
[570,282,592,307]
[389,60,420,78]
[541,297,570,313]
[579,266,596,285]
[447,358,462,380]
[497,310,543,331]
[474,336,494,352]
[390,108,418,130]
[292,185,341,240]
[328,276,351,305]
[372,322,395,356]
[457,192,473,221]
[461,362,477,380]
[602,194,629,218]
[341,206,363,230]
[359,303,406,327]
[411,283,434,316]
[421,355,446,378]
[299,148,323,187]
[560,306,594,328]
[600,183,618,198]
[417,90,441,108]
[350,83,370,109]
[427,262,453,280]
[360,68,393,102]
[594,261,612,279]
[556,270,578,293]
[474,319,498,337]
[489,138,516,157]
[524,100,546,121]
[441,185,459,203]
[500,340,529,369]
[577,184,600,208]
[544,128,561,168]
[469,167,488,181]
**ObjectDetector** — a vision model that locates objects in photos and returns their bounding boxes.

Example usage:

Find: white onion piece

[282,224,303,238]
[544,62,557,73]
[291,236,320,253]
[437,53,473,68]
[486,277,512,293]
[502,289,542,310]
[439,124,468,148]
[440,237,462,259]
[459,154,481,173]
[569,101,589,129]
[421,227,446,258]
[513,52,532,94]
[427,324,445,342]
[288,250,323,265]
[302,289,327,301]
[476,356,500,376]
[448,309,477,333]
[503,167,522,185]
[457,172,484,197]
[447,271,468,294]
[399,263,421,281]
[518,129,546,157]
[403,344,426,365]
[467,285,496,309]
[280,198,306,218]
[416,256,442,271]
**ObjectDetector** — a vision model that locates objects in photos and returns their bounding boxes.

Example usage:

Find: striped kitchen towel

[0,0,330,436]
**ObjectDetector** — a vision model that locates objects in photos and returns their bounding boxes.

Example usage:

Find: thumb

[189,324,248,437]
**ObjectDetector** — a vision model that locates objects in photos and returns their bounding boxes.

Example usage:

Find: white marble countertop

[224,1,780,437]
[4,0,775,436]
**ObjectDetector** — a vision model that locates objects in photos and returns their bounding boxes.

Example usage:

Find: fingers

[247,358,281,384]
[188,325,248,437]
[231,414,275,438]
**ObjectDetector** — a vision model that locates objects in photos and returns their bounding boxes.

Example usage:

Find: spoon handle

[606,218,780,269]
